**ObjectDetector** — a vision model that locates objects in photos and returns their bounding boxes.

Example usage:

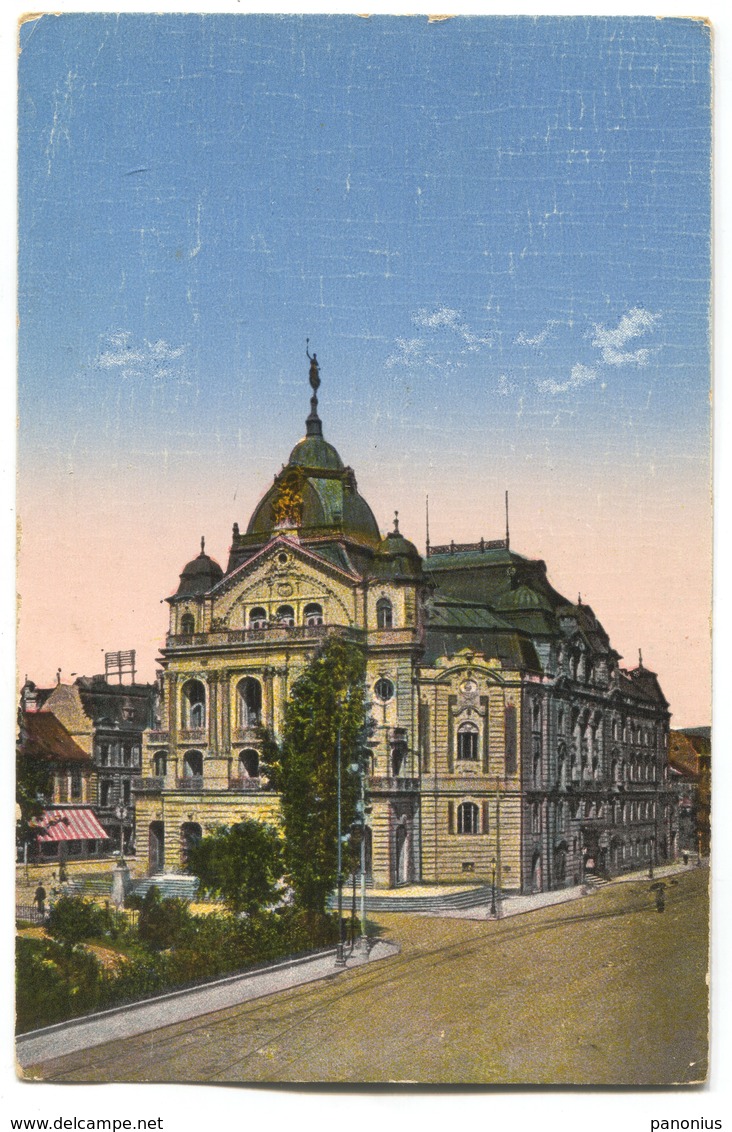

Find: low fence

[16,904,46,924]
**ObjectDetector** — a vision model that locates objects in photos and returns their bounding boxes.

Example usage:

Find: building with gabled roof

[17,710,108,862]
[134,354,675,892]
[22,675,156,854]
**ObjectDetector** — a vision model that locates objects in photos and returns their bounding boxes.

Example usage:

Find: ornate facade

[134,356,675,892]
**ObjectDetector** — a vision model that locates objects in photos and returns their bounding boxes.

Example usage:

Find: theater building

[134,355,675,892]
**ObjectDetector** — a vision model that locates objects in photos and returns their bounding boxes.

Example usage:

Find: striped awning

[35,808,109,843]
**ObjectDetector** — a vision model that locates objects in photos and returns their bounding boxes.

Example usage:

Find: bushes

[47,896,109,946]
[16,937,103,1034]
[137,887,191,951]
[16,899,341,1034]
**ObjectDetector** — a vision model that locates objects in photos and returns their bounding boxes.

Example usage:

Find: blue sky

[17,13,712,721]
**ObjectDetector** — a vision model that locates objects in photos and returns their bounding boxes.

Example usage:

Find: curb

[16,939,399,1069]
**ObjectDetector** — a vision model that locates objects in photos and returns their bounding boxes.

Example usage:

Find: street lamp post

[648,834,654,880]
[335,725,346,967]
[115,804,128,863]
[490,856,497,918]
[111,804,131,910]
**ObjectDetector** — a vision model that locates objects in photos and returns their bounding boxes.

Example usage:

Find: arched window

[304,602,323,626]
[557,800,566,831]
[457,722,479,761]
[376,598,393,630]
[153,752,167,778]
[238,749,259,778]
[237,677,262,729]
[457,801,480,835]
[180,613,195,635]
[275,605,295,627]
[181,680,206,729]
[557,742,567,787]
[391,742,407,777]
[249,607,267,629]
[183,750,203,778]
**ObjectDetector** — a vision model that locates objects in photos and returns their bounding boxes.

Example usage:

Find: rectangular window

[505,705,517,776]
[70,770,82,800]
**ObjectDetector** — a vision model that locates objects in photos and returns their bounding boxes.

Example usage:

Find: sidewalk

[418,859,699,921]
[16,938,399,1070]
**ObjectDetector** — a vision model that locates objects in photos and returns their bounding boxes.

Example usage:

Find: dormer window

[376,598,393,630]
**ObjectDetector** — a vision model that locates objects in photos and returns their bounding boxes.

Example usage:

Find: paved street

[29,867,708,1086]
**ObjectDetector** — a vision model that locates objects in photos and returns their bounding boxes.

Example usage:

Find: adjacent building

[134,356,676,891]
[17,709,109,863]
[21,675,156,854]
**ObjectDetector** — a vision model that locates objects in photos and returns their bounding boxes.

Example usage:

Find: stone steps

[132,875,200,901]
[330,884,495,913]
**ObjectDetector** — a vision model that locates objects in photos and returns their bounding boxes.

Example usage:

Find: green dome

[496,583,553,611]
[288,434,344,471]
[371,525,424,580]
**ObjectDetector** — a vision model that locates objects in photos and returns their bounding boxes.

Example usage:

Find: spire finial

[305,340,323,437]
[200,536,205,555]
[577,592,582,605]
[393,510,400,534]
[638,648,643,669]
[505,489,510,548]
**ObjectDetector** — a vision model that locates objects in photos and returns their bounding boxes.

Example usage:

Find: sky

[16,13,712,724]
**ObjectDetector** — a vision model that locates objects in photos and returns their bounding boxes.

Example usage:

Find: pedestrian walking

[34,884,46,918]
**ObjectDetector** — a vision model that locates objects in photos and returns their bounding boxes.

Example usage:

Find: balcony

[132,776,165,794]
[233,725,261,742]
[368,775,420,793]
[165,623,366,649]
[228,777,266,791]
[176,776,204,791]
[180,729,206,743]
[147,730,169,742]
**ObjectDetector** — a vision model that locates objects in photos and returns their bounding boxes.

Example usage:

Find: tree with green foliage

[137,885,191,951]
[15,741,51,856]
[265,636,370,914]
[185,820,284,916]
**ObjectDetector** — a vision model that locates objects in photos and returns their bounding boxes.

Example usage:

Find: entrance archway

[149,822,165,875]
[394,823,409,886]
[531,850,542,893]
[180,822,202,870]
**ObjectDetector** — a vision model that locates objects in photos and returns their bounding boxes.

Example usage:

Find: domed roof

[371,515,424,579]
[288,434,344,471]
[240,352,381,549]
[496,582,553,611]
[176,538,224,597]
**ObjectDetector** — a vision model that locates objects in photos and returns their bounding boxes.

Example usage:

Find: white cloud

[387,306,493,371]
[515,320,560,348]
[537,363,598,395]
[413,306,493,351]
[94,331,187,381]
[497,373,517,396]
[591,307,660,367]
[385,337,431,369]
